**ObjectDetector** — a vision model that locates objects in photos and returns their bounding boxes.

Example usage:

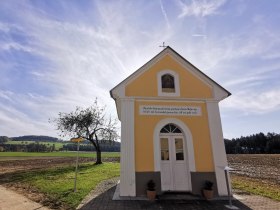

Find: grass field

[1,162,120,208]
[228,154,280,201]
[1,153,279,208]
[5,140,65,150]
[4,141,98,150]
[0,151,120,159]
[231,175,280,201]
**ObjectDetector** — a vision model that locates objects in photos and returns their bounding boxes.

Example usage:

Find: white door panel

[160,163,172,191]
[173,163,188,190]
[160,134,190,192]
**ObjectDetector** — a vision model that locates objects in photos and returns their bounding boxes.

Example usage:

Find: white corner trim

[153,118,196,172]
[213,86,229,101]
[157,69,180,97]
[112,84,125,99]
[206,101,229,196]
[120,98,136,196]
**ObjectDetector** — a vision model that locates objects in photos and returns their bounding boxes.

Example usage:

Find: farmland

[5,140,65,150]
[0,162,120,209]
[227,154,280,201]
[227,154,279,183]
[0,151,120,158]
[0,153,279,208]
[0,152,120,174]
[0,152,120,209]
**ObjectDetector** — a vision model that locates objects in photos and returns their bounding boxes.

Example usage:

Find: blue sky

[0,0,280,139]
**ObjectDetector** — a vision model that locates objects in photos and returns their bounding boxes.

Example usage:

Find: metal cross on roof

[159,42,167,48]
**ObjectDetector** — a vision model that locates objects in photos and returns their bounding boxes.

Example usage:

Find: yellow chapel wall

[124,53,215,173]
[134,100,215,172]
[125,54,213,98]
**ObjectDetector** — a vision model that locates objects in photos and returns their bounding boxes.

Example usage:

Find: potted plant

[202,180,214,200]
[147,180,156,200]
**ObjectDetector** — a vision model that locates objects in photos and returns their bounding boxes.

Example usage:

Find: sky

[0,0,280,139]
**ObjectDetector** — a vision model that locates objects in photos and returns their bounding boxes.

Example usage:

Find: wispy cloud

[222,89,280,114]
[159,0,171,29]
[0,90,13,101]
[261,52,280,60]
[192,34,207,37]
[0,21,22,32]
[224,75,264,87]
[178,0,227,18]
[0,1,280,138]
[0,42,34,52]
[0,0,175,137]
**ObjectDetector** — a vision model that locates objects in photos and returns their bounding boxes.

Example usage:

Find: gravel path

[77,177,120,209]
[0,185,51,210]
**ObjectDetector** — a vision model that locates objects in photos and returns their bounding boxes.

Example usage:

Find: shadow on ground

[80,186,252,210]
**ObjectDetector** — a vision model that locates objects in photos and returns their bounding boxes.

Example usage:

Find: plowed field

[0,157,120,174]
[227,154,280,184]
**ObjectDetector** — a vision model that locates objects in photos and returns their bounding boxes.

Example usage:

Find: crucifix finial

[159,42,167,48]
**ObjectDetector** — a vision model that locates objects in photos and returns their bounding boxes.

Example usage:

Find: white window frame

[157,70,180,97]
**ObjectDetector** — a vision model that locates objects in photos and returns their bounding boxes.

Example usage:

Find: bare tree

[51,99,118,164]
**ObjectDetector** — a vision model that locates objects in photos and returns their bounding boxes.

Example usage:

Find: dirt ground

[227,154,280,184]
[0,157,119,174]
[2,154,278,182]
[0,154,279,209]
[0,157,120,209]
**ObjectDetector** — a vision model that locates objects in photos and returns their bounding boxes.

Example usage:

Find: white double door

[160,134,190,191]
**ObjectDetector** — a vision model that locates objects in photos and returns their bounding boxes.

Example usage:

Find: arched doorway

[159,123,191,191]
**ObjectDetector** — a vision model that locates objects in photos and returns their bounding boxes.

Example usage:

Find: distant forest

[224,132,280,154]
[0,135,120,152]
[11,135,62,142]
[1,132,280,154]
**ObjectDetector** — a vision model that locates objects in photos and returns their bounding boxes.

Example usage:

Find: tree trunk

[96,148,102,164]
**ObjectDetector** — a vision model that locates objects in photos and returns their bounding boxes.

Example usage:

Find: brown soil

[0,157,120,209]
[0,157,119,174]
[227,154,280,185]
[1,154,279,209]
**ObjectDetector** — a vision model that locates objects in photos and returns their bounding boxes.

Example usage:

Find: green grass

[0,152,120,159]
[4,163,120,208]
[231,175,280,201]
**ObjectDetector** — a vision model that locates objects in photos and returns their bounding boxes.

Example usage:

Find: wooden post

[74,141,80,192]
[70,137,84,192]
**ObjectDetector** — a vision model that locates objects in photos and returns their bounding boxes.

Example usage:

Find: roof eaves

[110,46,231,99]
[109,47,170,99]
[167,46,231,97]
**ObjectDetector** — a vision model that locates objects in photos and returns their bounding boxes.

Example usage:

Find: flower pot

[147,190,156,200]
[203,189,214,200]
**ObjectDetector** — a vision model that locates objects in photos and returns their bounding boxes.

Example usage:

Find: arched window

[160,123,182,133]
[157,70,180,96]
[161,74,175,93]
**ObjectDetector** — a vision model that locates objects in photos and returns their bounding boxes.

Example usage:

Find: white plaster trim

[112,50,169,94]
[206,101,229,196]
[153,118,196,172]
[111,48,229,102]
[170,52,212,88]
[120,99,136,196]
[157,69,180,97]
[133,97,219,103]
[170,53,230,101]
[115,96,219,120]
[213,86,229,101]
[112,84,126,120]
